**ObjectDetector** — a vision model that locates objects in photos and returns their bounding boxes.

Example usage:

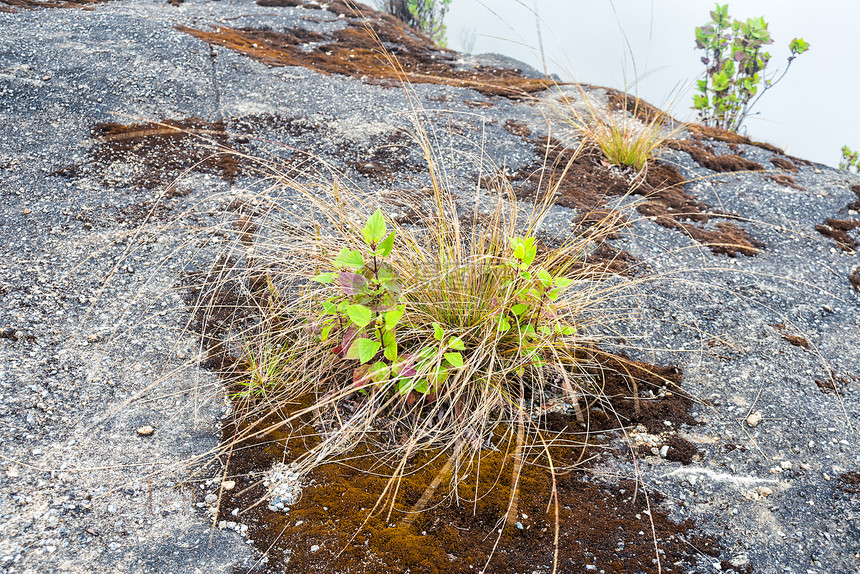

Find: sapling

[839,145,860,173]
[693,3,810,133]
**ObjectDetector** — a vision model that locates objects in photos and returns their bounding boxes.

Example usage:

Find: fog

[445,1,860,166]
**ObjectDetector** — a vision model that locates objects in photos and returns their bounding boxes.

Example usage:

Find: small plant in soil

[693,3,810,133]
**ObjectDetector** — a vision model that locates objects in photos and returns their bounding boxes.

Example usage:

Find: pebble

[779,461,792,470]
[136,425,154,437]
[310,544,320,553]
[756,486,773,497]
[746,411,763,427]
[221,480,236,491]
[204,494,218,504]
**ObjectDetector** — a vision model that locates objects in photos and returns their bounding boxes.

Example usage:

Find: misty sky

[445,1,859,167]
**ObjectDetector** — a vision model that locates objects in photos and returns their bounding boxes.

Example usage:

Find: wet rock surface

[0,1,858,573]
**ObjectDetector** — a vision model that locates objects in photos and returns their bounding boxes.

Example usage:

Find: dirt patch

[769,157,798,172]
[664,435,698,465]
[605,88,673,125]
[667,139,765,173]
[686,124,786,157]
[814,373,849,395]
[767,174,804,190]
[503,119,532,139]
[838,471,860,493]
[0,0,107,11]
[178,1,553,100]
[771,323,811,350]
[850,267,860,292]
[210,350,707,574]
[509,137,763,258]
[89,117,239,189]
[849,184,860,212]
[814,219,860,252]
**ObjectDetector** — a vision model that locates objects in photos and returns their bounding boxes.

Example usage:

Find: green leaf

[554,276,573,289]
[537,268,552,288]
[384,339,398,362]
[347,304,373,328]
[334,247,364,270]
[363,209,387,245]
[414,378,430,394]
[789,37,810,54]
[432,322,444,341]
[357,338,382,364]
[369,361,390,382]
[511,303,528,316]
[320,324,333,342]
[312,272,334,284]
[384,305,405,329]
[322,299,338,314]
[561,325,576,336]
[448,336,466,351]
[444,352,463,368]
[547,289,560,302]
[377,231,395,257]
[382,328,398,361]
[497,315,511,333]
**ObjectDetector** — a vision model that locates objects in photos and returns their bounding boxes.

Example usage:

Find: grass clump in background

[556,88,678,176]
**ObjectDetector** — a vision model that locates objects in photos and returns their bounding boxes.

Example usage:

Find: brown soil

[177,1,554,100]
[838,472,860,493]
[849,184,860,212]
[667,139,765,173]
[685,124,785,157]
[850,267,860,292]
[89,117,239,189]
[663,435,698,465]
[814,373,848,395]
[771,324,811,350]
[814,219,860,252]
[212,347,708,574]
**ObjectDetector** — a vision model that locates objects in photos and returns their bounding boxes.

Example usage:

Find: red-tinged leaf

[339,272,367,296]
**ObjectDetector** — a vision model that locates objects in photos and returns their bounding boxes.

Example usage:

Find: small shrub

[839,145,860,173]
[693,3,810,132]
[380,0,451,46]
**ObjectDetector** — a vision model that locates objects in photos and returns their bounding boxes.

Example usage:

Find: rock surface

[0,1,858,573]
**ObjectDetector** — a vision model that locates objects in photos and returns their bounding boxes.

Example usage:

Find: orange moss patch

[769,156,798,172]
[176,2,554,99]
[767,174,804,190]
[0,0,106,11]
[213,348,704,574]
[686,123,786,156]
[815,218,860,252]
[667,139,765,173]
[509,135,763,258]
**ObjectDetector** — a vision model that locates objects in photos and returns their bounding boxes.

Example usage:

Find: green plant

[693,3,810,132]
[840,145,860,172]
[559,91,676,173]
[311,209,579,401]
[381,0,451,46]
